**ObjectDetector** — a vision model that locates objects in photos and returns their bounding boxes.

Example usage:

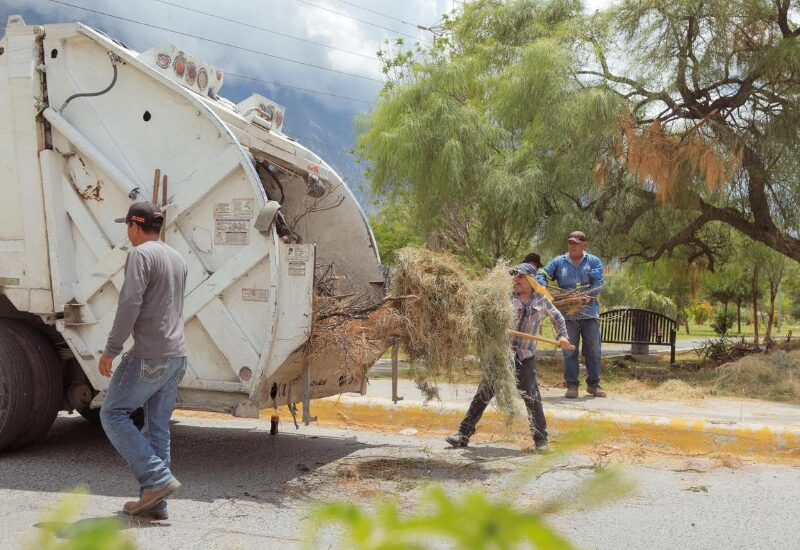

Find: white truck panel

[0,25,52,311]
[0,17,388,418]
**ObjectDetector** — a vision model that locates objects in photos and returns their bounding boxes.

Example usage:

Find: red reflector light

[186,62,197,85]
[173,55,186,77]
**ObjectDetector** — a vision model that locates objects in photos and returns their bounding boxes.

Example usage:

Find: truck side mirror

[254,200,281,233]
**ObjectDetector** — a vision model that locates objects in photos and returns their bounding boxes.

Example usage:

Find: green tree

[360,0,619,265]
[704,243,751,333]
[757,242,791,341]
[369,200,425,266]
[583,0,800,264]
[362,0,800,270]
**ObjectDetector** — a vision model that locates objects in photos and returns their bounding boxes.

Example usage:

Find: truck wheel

[0,321,62,449]
[0,326,34,451]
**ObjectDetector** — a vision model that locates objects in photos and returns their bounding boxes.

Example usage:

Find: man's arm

[536,257,559,287]
[542,296,569,346]
[586,255,605,297]
[103,250,149,359]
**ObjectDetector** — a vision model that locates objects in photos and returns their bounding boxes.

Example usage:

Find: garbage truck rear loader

[0,16,390,451]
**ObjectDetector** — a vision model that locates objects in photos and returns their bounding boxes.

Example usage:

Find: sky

[1,0,455,109]
[0,0,612,207]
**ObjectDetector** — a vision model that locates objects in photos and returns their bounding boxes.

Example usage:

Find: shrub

[688,302,713,325]
[712,311,737,336]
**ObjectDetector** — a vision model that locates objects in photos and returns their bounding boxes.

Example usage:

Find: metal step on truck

[0,15,392,451]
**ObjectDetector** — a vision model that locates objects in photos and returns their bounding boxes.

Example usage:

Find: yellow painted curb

[306,395,800,461]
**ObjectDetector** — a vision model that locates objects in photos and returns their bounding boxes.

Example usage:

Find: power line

[291,133,362,156]
[292,0,430,43]
[225,73,374,104]
[150,0,378,61]
[46,0,384,83]
[327,0,426,29]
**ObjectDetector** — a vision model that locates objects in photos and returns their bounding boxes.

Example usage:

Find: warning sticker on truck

[288,261,306,276]
[241,288,269,302]
[287,247,309,262]
[214,198,255,221]
[215,220,249,245]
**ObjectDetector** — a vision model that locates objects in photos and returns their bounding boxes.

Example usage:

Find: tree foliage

[359,0,800,268]
[579,0,800,264]
[360,0,620,265]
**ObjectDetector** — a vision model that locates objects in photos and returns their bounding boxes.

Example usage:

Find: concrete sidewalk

[309,377,800,460]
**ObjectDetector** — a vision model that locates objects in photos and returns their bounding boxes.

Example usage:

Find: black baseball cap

[115,202,164,230]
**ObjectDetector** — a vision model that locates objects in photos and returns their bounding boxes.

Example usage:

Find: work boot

[587,385,607,398]
[445,433,469,448]
[123,480,181,516]
[130,508,169,521]
[535,440,550,454]
[564,385,579,398]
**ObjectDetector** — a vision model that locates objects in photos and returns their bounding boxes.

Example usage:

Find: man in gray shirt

[99,201,188,520]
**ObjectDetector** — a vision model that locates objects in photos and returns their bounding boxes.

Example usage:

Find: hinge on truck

[63,301,97,326]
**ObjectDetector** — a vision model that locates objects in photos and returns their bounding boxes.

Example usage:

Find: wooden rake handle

[507,329,576,351]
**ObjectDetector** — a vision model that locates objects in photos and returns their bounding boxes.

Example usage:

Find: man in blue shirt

[537,231,607,398]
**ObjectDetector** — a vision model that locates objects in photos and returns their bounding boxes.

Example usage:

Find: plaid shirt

[512,293,568,360]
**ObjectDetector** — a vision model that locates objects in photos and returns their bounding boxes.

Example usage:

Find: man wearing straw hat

[537,230,606,398]
[446,263,572,452]
[98,201,188,520]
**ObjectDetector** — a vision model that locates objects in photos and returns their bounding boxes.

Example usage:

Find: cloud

[2,0,452,110]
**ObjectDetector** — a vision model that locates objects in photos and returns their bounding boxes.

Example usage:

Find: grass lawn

[377,341,800,405]
[538,318,800,342]
[674,321,800,341]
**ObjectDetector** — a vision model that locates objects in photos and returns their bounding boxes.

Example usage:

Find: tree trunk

[751,266,760,345]
[766,289,777,343]
[426,232,444,251]
[736,300,742,333]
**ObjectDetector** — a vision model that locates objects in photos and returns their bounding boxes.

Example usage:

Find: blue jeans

[563,318,601,388]
[101,354,187,510]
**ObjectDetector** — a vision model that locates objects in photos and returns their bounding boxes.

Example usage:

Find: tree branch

[775,0,800,38]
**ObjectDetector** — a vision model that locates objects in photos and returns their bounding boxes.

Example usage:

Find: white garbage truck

[0,15,390,451]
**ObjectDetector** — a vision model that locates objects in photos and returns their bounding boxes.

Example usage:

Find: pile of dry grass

[393,248,520,419]
[308,261,401,386]
[469,263,519,420]
[714,350,800,402]
[392,248,476,378]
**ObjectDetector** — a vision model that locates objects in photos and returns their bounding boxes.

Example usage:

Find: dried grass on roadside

[607,378,705,400]
[714,350,800,402]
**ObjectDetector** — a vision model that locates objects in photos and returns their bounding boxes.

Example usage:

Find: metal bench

[599,308,677,364]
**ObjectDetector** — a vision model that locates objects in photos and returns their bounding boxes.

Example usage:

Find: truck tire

[0,321,62,449]
[0,327,34,451]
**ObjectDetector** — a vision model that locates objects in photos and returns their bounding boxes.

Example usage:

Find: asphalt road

[2,413,799,549]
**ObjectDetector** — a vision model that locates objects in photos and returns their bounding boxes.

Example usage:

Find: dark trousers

[458,355,547,444]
